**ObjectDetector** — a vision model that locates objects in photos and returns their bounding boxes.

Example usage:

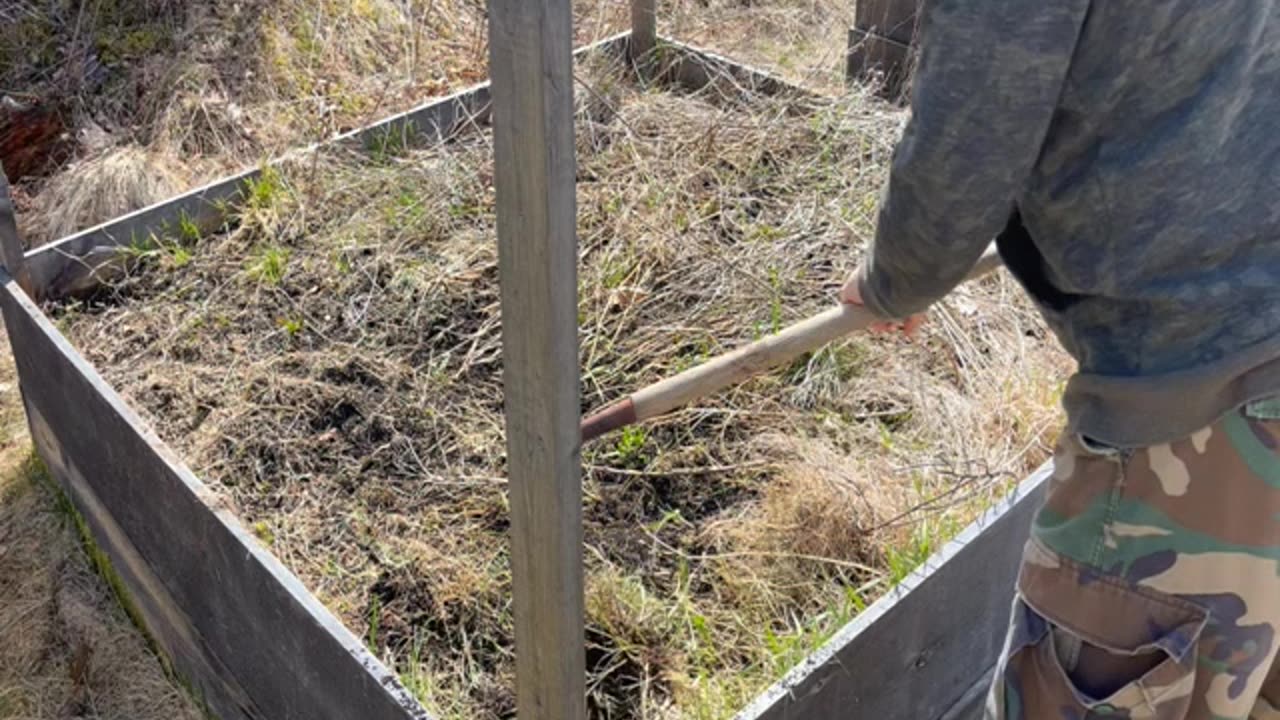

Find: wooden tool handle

[581,246,1004,441]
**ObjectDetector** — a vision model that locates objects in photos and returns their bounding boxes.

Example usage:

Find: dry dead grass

[4,0,615,244]
[25,146,187,242]
[45,48,1070,719]
[0,330,202,720]
[666,0,855,92]
[4,0,855,245]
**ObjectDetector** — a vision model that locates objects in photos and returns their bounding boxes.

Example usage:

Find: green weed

[123,233,160,260]
[368,122,416,163]
[447,202,483,220]
[749,224,785,243]
[615,426,648,468]
[768,265,784,334]
[170,246,193,268]
[277,316,304,337]
[367,593,382,650]
[876,421,895,450]
[885,516,958,586]
[386,190,426,227]
[248,247,290,285]
[398,631,430,698]
[177,212,201,243]
[252,520,275,546]
[121,231,193,270]
[244,166,284,211]
[601,257,631,289]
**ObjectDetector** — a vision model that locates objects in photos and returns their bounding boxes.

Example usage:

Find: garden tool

[580,246,1004,441]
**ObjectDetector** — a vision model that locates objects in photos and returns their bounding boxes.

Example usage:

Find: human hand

[839,268,926,338]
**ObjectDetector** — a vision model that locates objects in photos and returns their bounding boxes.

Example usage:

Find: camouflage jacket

[856,0,1280,448]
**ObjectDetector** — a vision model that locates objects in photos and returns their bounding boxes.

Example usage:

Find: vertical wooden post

[0,162,34,298]
[486,2,586,720]
[630,0,657,63]
[847,0,921,101]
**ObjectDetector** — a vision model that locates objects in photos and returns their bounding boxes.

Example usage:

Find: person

[838,1,1280,718]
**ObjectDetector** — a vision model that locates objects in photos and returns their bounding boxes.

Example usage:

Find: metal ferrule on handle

[580,247,1003,442]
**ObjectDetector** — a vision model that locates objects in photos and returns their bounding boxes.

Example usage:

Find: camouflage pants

[985,399,1280,719]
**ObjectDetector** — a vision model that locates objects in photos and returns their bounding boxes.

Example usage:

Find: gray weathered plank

[24,32,630,301]
[939,674,997,720]
[735,463,1051,720]
[0,164,33,296]
[846,26,916,100]
[487,1,586,720]
[0,275,432,720]
[848,0,920,99]
[856,0,920,45]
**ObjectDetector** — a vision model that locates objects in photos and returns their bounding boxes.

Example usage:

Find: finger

[903,314,926,339]
[839,282,862,306]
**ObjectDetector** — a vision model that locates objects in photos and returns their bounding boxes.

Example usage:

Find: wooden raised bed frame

[0,5,1052,719]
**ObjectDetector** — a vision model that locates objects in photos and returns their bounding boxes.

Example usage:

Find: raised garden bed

[2,29,1059,720]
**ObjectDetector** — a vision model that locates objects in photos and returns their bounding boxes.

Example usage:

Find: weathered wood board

[0,275,433,720]
[847,0,920,99]
[736,464,1051,720]
[0,167,33,295]
[857,0,920,45]
[488,0,587,718]
[847,27,914,92]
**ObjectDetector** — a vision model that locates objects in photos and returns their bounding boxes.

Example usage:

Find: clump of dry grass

[49,49,1068,719]
[27,145,187,241]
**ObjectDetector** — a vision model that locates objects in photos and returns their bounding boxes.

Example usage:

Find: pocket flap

[1019,539,1208,661]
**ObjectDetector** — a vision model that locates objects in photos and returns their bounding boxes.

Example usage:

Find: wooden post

[486,2,586,720]
[847,0,921,101]
[630,0,657,63]
[0,161,35,298]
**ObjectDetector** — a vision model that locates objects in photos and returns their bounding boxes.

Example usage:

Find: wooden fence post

[847,0,921,101]
[0,162,34,298]
[631,0,657,62]
[486,2,586,720]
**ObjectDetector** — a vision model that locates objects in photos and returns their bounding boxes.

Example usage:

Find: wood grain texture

[847,27,915,99]
[25,33,630,301]
[487,1,586,719]
[0,276,432,720]
[630,0,657,61]
[855,0,921,45]
[0,164,33,297]
[735,463,1052,720]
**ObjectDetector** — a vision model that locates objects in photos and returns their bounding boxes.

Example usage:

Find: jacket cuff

[856,263,905,321]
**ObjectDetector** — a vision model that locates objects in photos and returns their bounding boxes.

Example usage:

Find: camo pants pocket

[992,539,1208,718]
[985,537,1207,719]
[988,406,1280,719]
